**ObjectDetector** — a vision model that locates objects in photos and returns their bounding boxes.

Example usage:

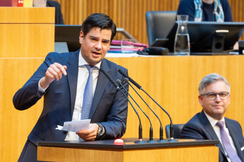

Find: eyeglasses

[201,92,229,100]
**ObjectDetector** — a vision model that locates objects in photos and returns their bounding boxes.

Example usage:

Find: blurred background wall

[54,0,244,44]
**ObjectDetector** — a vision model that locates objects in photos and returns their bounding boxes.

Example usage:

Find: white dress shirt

[65,51,101,140]
[38,51,101,141]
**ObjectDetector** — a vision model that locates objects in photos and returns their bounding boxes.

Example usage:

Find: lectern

[38,138,219,162]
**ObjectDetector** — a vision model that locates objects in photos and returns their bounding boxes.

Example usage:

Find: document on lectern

[56,119,91,132]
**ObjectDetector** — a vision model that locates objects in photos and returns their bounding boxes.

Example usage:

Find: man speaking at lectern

[181,73,244,162]
[13,13,128,162]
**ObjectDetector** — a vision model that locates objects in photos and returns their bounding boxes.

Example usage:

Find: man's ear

[79,31,84,44]
[198,95,203,106]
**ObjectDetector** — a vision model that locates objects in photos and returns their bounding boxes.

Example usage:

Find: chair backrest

[146,11,177,46]
[165,124,185,138]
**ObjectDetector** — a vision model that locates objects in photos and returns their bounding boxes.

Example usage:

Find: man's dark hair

[81,13,116,41]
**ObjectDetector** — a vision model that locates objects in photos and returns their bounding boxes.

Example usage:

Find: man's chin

[213,110,225,115]
[88,58,102,65]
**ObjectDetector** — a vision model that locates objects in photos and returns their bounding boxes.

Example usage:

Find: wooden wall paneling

[68,0,73,24]
[132,0,140,38]
[124,0,131,41]
[241,0,244,21]
[229,0,237,21]
[137,0,143,43]
[112,0,126,41]
[238,0,244,22]
[0,7,54,57]
[108,0,113,17]
[172,0,181,11]
[78,0,86,24]
[112,0,119,31]
[231,0,237,20]
[130,0,137,42]
[0,58,44,162]
[72,0,78,24]
[0,24,54,57]
[115,0,123,44]
[228,0,244,40]
[165,0,171,10]
[143,0,151,43]
[240,0,243,21]
[0,7,54,23]
[64,0,69,23]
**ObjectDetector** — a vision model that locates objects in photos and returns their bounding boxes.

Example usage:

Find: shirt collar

[78,50,101,69]
[203,110,225,127]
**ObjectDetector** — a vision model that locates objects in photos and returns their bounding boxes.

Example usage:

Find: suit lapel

[67,51,79,114]
[226,119,244,161]
[199,111,226,156]
[89,59,110,118]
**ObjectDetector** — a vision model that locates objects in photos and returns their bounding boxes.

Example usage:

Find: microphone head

[124,78,129,82]
[116,79,121,84]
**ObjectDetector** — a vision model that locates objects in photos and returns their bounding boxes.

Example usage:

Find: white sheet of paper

[56,119,90,132]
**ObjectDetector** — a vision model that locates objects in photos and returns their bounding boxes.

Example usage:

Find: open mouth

[92,51,101,55]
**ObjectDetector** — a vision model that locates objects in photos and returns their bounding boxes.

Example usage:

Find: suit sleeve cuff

[38,77,48,96]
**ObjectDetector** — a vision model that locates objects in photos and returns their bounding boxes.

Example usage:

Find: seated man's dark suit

[13,50,128,162]
[181,110,244,162]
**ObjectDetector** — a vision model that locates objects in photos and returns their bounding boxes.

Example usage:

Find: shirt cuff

[38,77,48,93]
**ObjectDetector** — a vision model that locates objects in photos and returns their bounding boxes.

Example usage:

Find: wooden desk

[37,139,219,162]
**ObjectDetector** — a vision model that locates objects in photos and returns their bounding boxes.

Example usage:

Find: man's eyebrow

[88,35,110,42]
[102,39,110,42]
[89,35,97,39]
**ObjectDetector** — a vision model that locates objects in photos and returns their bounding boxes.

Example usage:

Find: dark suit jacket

[181,110,244,162]
[47,0,64,24]
[13,50,128,161]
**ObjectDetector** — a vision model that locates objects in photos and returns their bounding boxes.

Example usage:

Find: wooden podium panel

[0,58,44,162]
[0,7,55,57]
[0,7,55,162]
[0,7,54,23]
[37,139,219,162]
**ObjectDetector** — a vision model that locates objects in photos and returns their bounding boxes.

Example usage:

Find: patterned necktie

[81,65,94,119]
[216,121,241,162]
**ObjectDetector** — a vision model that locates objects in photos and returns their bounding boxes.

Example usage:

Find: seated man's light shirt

[204,111,236,162]
[65,51,101,141]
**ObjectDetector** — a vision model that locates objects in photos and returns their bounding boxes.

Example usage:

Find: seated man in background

[181,73,244,162]
[13,13,128,162]
[34,0,64,24]
[177,0,233,22]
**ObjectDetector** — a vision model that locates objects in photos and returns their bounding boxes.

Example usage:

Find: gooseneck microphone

[99,68,145,143]
[123,78,166,143]
[118,69,177,142]
[116,79,155,143]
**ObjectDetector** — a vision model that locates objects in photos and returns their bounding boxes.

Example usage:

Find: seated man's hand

[76,123,99,141]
